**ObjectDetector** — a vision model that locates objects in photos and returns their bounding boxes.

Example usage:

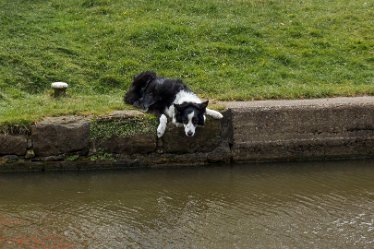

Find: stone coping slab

[221,96,374,108]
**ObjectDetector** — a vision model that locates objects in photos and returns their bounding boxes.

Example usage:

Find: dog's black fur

[124,71,190,115]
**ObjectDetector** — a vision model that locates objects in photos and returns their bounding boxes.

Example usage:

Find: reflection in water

[0,160,374,248]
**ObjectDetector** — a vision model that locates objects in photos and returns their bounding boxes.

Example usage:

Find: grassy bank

[1,0,373,125]
[0,93,124,126]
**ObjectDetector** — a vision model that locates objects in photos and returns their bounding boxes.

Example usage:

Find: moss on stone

[90,116,158,140]
[89,151,116,161]
[0,124,31,135]
[65,154,80,161]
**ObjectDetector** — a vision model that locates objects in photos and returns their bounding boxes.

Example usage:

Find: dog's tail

[124,71,157,105]
[132,71,156,87]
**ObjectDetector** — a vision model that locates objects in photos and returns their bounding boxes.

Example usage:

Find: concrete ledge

[1,96,374,172]
[224,96,374,162]
[222,96,374,108]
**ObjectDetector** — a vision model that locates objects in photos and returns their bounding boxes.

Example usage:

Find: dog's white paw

[157,114,167,138]
[213,112,224,119]
[157,127,165,138]
[157,125,166,138]
[206,108,224,119]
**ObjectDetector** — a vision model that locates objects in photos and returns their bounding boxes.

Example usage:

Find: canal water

[0,160,373,249]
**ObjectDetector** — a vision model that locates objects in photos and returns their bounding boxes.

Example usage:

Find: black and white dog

[124,71,223,138]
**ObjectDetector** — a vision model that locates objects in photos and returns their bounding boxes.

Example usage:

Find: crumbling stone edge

[1,97,374,173]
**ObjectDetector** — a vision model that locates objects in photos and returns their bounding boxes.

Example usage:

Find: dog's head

[174,100,208,137]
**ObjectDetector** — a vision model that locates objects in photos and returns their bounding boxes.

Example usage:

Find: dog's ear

[174,104,182,112]
[198,100,209,111]
[174,103,183,113]
[174,102,189,113]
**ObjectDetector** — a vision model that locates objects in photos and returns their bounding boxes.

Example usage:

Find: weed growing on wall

[90,116,158,140]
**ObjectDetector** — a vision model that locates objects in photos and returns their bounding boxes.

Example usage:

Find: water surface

[1,160,373,248]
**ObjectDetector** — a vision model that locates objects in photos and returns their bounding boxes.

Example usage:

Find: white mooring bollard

[51,82,69,97]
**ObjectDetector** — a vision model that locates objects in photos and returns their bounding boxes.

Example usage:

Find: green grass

[1,0,373,125]
[0,92,124,127]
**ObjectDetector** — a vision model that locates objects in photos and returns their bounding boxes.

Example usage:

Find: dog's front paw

[214,112,224,119]
[157,126,166,138]
[157,114,167,138]
[210,111,223,119]
[206,109,224,119]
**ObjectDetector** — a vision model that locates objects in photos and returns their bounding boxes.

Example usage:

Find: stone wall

[1,97,374,172]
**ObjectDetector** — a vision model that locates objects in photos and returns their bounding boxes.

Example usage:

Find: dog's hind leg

[157,114,168,138]
[206,108,223,119]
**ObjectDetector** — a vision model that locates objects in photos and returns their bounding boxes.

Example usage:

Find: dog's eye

[183,117,188,124]
[192,117,197,125]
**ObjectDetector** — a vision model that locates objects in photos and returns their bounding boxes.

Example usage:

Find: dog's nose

[187,131,194,137]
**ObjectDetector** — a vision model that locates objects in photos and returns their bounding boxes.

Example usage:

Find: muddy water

[0,160,373,249]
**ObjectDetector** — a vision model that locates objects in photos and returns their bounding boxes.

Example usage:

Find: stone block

[96,133,156,154]
[32,116,90,156]
[0,134,28,156]
[158,117,222,154]
[92,111,157,154]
